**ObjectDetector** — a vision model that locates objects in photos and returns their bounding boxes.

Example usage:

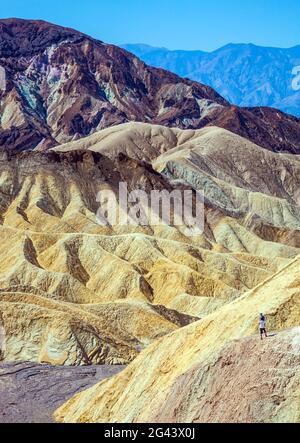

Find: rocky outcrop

[54,254,300,422]
[0,19,299,153]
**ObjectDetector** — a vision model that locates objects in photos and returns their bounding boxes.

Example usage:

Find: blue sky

[0,0,299,51]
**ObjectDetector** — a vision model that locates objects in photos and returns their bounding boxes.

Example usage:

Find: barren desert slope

[55,256,300,423]
[1,123,299,371]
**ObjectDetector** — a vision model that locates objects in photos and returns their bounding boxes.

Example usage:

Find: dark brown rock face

[0,18,299,153]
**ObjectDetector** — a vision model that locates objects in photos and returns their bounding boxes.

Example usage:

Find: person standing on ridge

[259,313,268,340]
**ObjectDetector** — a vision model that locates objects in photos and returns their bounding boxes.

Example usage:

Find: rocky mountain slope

[0,122,299,366]
[123,43,300,117]
[56,122,300,235]
[56,328,300,423]
[0,148,201,365]
[55,253,300,423]
[0,19,299,153]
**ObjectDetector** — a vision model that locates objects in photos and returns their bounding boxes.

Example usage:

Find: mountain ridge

[0,18,299,154]
[122,42,300,117]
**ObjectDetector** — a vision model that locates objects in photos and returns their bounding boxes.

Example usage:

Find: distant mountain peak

[124,42,300,117]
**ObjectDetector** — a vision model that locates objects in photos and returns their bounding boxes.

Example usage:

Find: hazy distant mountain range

[122,43,300,117]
